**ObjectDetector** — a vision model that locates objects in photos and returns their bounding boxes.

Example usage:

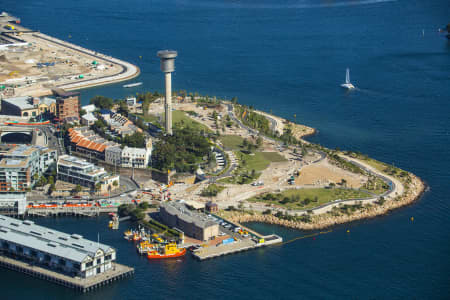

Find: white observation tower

[157,50,178,135]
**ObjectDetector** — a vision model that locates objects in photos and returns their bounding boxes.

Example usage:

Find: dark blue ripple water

[1,0,450,298]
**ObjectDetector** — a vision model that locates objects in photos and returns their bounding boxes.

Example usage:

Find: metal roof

[161,202,217,229]
[0,215,113,263]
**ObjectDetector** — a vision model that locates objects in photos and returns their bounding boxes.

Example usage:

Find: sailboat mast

[346,68,350,84]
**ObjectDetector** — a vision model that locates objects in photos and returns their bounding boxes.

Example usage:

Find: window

[86,261,93,268]
[96,258,101,264]
[105,254,112,261]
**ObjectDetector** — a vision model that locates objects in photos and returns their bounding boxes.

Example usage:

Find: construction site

[0,12,139,98]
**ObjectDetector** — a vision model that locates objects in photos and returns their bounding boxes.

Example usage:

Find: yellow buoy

[411,217,414,222]
[139,55,142,59]
[346,230,350,233]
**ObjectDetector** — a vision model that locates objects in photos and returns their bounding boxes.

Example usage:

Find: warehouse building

[0,96,56,118]
[0,215,116,278]
[159,201,219,241]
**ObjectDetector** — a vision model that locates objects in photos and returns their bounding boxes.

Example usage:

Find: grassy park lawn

[248,188,371,210]
[220,135,245,150]
[218,151,286,185]
[169,110,211,132]
[259,151,287,163]
[130,113,160,125]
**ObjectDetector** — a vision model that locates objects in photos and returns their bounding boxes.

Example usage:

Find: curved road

[223,103,404,215]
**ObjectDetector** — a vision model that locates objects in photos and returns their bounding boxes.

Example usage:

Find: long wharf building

[0,215,116,278]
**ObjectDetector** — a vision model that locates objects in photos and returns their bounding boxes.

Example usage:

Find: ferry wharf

[0,255,134,293]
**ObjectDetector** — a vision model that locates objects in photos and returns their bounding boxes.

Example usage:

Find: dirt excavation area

[0,32,122,97]
[296,159,367,188]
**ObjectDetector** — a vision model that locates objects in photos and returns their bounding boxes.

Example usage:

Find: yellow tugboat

[147,243,186,259]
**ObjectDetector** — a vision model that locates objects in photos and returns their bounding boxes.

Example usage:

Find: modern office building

[159,201,219,241]
[0,145,56,214]
[1,96,56,118]
[0,215,116,278]
[57,155,119,193]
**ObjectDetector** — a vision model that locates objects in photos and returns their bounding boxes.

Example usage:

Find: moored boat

[147,243,186,259]
[123,82,142,88]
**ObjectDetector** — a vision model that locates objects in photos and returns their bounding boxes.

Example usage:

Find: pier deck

[192,234,283,261]
[0,255,134,293]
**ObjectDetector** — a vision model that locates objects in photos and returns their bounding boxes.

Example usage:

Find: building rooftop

[81,104,96,113]
[82,112,97,122]
[0,215,113,263]
[160,201,217,229]
[2,96,34,110]
[58,155,107,177]
[122,146,147,156]
[52,88,80,98]
[0,145,54,169]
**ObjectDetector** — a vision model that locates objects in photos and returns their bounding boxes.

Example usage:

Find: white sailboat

[341,68,355,90]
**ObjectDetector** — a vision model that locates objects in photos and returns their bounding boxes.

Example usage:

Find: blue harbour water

[2,0,450,298]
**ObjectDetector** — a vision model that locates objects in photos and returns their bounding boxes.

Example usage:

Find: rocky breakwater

[229,174,426,231]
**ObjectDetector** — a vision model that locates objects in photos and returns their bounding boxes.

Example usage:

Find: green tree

[95,182,102,194]
[256,136,263,148]
[74,184,82,194]
[90,95,114,109]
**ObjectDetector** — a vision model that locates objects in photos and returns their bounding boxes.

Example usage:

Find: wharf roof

[0,215,113,263]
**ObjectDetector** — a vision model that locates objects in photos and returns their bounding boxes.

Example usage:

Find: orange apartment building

[52,88,80,121]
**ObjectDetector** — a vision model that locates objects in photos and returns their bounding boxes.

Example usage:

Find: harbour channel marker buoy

[346,230,350,233]
[411,217,414,222]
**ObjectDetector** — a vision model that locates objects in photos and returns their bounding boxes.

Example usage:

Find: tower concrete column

[164,72,172,135]
[157,50,178,135]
